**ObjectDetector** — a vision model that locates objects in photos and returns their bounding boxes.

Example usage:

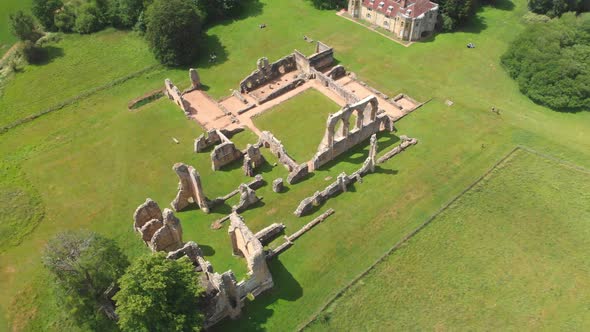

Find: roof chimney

[401,0,407,7]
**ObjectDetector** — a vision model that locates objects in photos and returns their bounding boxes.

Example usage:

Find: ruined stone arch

[362,98,378,126]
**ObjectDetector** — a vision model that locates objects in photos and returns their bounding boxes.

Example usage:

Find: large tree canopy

[528,0,590,17]
[434,0,479,31]
[9,11,44,42]
[501,13,590,111]
[114,253,205,332]
[42,231,129,330]
[144,0,203,66]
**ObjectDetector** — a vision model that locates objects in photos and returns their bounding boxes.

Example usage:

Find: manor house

[348,0,439,41]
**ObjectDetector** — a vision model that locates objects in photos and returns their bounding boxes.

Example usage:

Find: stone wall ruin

[309,96,395,171]
[165,79,190,115]
[171,163,210,213]
[133,199,184,252]
[295,134,378,216]
[239,56,298,94]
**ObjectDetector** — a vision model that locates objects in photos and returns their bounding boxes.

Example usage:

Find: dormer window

[378,1,385,7]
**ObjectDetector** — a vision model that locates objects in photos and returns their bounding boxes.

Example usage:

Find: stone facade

[348,0,438,41]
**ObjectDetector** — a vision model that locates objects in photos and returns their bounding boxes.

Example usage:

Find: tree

[114,253,205,332]
[310,0,347,10]
[9,11,43,42]
[501,12,590,111]
[54,4,76,32]
[144,0,203,66]
[109,0,145,28]
[434,0,479,31]
[42,231,130,330]
[32,0,63,31]
[74,2,104,34]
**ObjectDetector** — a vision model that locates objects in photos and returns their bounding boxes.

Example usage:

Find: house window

[367,13,371,18]
[384,20,389,26]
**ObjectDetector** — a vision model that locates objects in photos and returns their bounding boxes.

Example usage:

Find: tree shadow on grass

[486,0,515,11]
[31,46,65,66]
[199,244,216,256]
[213,258,302,331]
[207,0,265,28]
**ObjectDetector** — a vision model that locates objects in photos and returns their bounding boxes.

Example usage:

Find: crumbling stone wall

[194,129,222,152]
[211,141,243,171]
[164,79,189,115]
[243,144,265,176]
[239,55,298,93]
[133,199,183,252]
[171,163,210,213]
[307,41,334,70]
[228,213,274,297]
[232,184,260,213]
[309,96,395,171]
[296,135,378,216]
[161,215,274,328]
[258,131,299,171]
[313,68,359,104]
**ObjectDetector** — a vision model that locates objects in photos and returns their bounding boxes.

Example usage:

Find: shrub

[144,0,203,66]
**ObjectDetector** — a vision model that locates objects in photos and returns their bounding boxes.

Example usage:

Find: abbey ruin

[131,42,422,328]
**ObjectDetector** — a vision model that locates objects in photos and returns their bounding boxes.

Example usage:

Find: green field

[307,149,590,330]
[253,89,342,161]
[0,29,158,129]
[0,0,31,51]
[0,0,589,330]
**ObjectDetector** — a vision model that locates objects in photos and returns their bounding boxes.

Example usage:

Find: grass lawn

[253,89,342,161]
[0,29,158,129]
[0,0,31,51]
[307,148,590,330]
[0,0,590,330]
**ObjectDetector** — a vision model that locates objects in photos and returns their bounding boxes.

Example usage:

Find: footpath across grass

[307,148,590,331]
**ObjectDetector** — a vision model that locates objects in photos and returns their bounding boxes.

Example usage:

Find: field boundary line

[517,145,590,174]
[0,64,161,135]
[297,146,524,331]
[298,145,590,330]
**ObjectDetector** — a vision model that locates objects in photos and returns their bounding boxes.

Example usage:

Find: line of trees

[42,230,206,331]
[501,13,590,112]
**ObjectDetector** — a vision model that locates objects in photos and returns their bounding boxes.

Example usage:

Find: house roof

[361,0,438,18]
